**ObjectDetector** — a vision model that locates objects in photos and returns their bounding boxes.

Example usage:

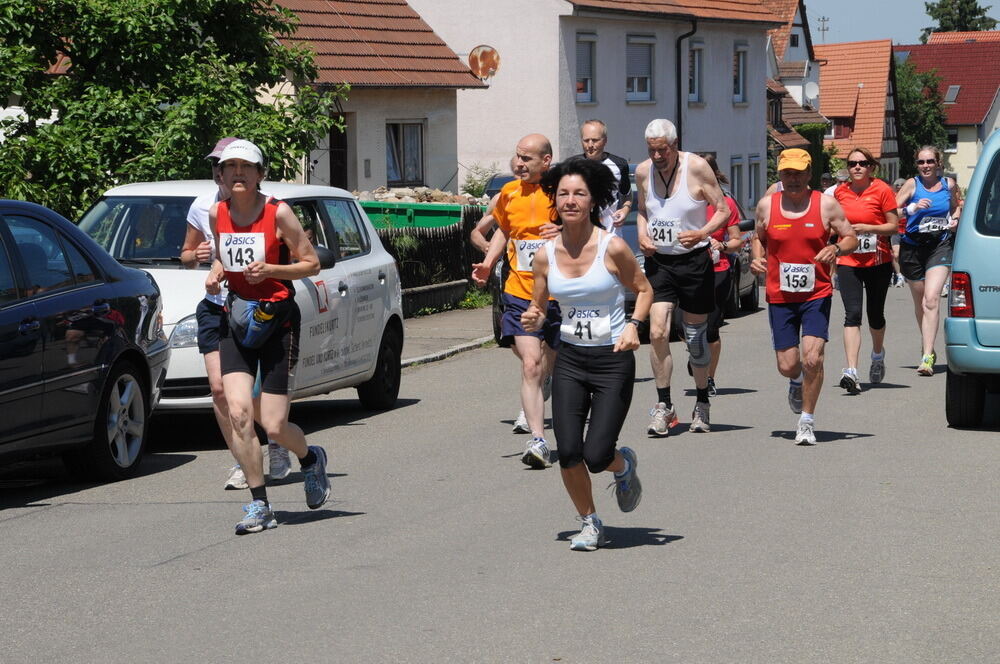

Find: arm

[469,193,500,253]
[679,156,729,247]
[708,198,743,254]
[948,178,963,226]
[519,245,551,332]
[606,237,652,352]
[205,203,225,295]
[180,224,211,268]
[635,162,656,256]
[611,159,633,227]
[244,202,320,284]
[815,196,857,264]
[750,195,770,275]
[471,224,509,286]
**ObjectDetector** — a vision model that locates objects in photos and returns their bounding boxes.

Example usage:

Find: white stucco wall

[949,125,981,190]
[308,88,458,193]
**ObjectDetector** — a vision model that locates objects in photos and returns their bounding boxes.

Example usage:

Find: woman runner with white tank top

[522,158,653,552]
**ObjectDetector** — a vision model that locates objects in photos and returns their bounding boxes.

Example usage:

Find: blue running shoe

[302,445,331,509]
[612,447,642,512]
[235,499,277,535]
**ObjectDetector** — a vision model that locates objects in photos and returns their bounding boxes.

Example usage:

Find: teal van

[944,130,1000,426]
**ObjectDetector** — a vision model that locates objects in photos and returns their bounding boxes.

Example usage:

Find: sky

[802,0,969,46]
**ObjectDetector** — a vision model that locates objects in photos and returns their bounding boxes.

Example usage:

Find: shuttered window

[626,36,653,101]
[577,34,595,103]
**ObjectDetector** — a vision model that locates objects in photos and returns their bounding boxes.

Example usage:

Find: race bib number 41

[515,239,545,272]
[561,304,612,346]
[854,232,877,254]
[220,232,264,272]
[648,218,680,248]
[780,262,815,293]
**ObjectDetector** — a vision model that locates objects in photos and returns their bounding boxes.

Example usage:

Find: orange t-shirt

[493,179,555,300]
[833,179,896,268]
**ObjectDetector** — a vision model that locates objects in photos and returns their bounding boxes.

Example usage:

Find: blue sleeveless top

[903,176,952,245]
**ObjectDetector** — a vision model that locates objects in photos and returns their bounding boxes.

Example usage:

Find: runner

[471,134,562,467]
[521,158,652,551]
[696,153,744,397]
[890,177,907,287]
[830,147,899,393]
[894,146,962,376]
[180,138,292,489]
[636,119,731,435]
[751,148,856,445]
[568,119,632,233]
[204,139,330,534]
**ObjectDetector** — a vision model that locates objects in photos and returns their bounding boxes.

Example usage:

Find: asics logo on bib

[567,307,602,319]
[224,235,256,247]
[782,264,812,275]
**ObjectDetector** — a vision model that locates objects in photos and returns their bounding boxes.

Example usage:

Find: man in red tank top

[750,149,856,445]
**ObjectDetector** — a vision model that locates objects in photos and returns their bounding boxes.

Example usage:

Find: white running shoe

[521,437,551,469]
[795,419,817,445]
[689,401,711,433]
[839,369,861,394]
[224,464,247,490]
[267,441,292,481]
[647,402,678,436]
[512,410,530,434]
[570,515,608,551]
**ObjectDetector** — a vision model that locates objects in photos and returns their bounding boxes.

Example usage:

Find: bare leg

[920,266,950,356]
[204,350,235,449]
[870,325,886,355]
[513,335,546,437]
[799,335,827,414]
[222,372,264,487]
[708,339,722,381]
[908,279,926,335]
[843,325,862,369]
[561,450,626,516]
[259,392,308,457]
[775,347,802,380]
[648,301,675,393]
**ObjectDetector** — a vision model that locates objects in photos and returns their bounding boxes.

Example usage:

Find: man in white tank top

[635,119,732,436]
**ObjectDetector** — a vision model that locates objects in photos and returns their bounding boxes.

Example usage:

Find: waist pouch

[226,293,293,349]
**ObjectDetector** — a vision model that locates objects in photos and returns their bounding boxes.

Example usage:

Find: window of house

[833,118,853,139]
[626,36,654,102]
[576,33,596,103]
[790,33,800,48]
[732,43,748,103]
[768,98,782,126]
[824,122,835,139]
[944,85,961,104]
[730,158,745,204]
[386,122,424,186]
[947,128,959,152]
[688,41,704,103]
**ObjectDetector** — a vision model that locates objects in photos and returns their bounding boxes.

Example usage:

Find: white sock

[582,512,601,525]
[872,349,885,360]
[800,412,814,424]
[614,455,632,478]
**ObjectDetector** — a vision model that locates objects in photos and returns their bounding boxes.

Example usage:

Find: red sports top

[217,197,292,302]
[764,191,832,304]
[708,195,740,273]
[832,179,895,268]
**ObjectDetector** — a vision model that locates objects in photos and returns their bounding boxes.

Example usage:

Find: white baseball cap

[218,139,265,167]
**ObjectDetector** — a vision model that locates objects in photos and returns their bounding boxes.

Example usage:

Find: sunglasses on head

[847,160,871,168]
[916,158,937,165]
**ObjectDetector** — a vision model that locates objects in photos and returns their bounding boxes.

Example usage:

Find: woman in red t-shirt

[831,147,899,394]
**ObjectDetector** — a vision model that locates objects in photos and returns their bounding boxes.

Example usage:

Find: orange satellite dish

[468,45,500,81]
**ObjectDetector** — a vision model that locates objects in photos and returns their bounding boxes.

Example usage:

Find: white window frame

[733,43,749,104]
[688,40,704,103]
[944,85,960,104]
[749,155,761,207]
[946,128,959,153]
[730,156,745,204]
[386,121,424,186]
[626,35,654,102]
[576,33,596,103]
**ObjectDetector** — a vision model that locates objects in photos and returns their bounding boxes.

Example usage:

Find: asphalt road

[3,285,999,663]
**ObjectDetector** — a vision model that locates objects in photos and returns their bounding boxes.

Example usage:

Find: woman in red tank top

[204,139,328,535]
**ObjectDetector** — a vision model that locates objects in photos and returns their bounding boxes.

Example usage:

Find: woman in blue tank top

[520,158,653,552]
[895,145,963,376]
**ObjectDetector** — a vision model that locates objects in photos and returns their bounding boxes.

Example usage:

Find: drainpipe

[675,17,698,149]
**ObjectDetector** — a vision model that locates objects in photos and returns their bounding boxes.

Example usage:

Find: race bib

[561,304,612,346]
[918,217,949,233]
[515,239,545,272]
[779,262,815,293]
[854,233,877,254]
[220,233,265,272]
[648,218,680,248]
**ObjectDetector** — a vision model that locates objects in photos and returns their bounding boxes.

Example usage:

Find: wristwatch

[627,318,643,328]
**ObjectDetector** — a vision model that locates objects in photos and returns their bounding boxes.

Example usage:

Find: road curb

[401,335,494,368]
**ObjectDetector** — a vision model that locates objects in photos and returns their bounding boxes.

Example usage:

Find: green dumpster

[359,201,475,229]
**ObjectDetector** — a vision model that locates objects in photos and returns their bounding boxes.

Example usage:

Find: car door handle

[92,302,111,315]
[338,281,349,295]
[378,271,386,283]
[19,320,40,335]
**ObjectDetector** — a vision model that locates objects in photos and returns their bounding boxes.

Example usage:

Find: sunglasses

[847,160,871,168]
[916,159,937,165]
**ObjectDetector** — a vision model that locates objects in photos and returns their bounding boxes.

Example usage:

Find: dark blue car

[0,200,170,480]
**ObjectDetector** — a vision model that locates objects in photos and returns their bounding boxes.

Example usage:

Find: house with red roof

[894,40,1000,188]
[408,0,781,210]
[278,0,486,192]
[927,31,1000,44]
[815,40,903,183]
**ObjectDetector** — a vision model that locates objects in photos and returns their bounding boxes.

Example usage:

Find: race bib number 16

[854,232,877,254]
[220,232,265,272]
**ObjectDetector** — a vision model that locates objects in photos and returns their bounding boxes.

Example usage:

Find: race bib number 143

[220,232,265,272]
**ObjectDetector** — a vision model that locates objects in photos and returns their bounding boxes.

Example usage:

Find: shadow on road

[555,527,683,549]
[768,429,875,444]
[274,508,365,526]
[0,452,196,511]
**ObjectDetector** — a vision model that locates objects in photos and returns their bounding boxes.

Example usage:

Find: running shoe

[521,437,551,469]
[613,447,642,512]
[235,499,277,535]
[917,353,935,376]
[512,410,530,434]
[542,374,552,402]
[869,352,886,385]
[224,464,248,490]
[707,376,717,397]
[788,381,803,414]
[795,419,816,445]
[302,445,331,509]
[267,441,292,481]
[689,401,711,433]
[839,369,861,394]
[570,514,607,551]
[647,402,678,436]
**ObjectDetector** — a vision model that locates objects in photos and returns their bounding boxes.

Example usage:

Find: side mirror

[315,245,337,270]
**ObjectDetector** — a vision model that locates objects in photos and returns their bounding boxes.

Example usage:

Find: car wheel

[65,361,149,481]
[357,327,402,410]
[740,279,760,311]
[945,369,985,427]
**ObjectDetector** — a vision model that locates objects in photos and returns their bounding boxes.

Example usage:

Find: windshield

[79,196,196,260]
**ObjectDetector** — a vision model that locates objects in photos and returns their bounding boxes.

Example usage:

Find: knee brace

[684,321,711,367]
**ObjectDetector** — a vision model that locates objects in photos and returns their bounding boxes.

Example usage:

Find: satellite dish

[804,81,819,101]
[469,45,500,82]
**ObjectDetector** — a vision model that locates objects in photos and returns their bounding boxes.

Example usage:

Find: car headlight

[169,314,199,348]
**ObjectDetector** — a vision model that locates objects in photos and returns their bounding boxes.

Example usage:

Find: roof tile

[894,42,1000,125]
[567,0,782,25]
[764,0,800,61]
[927,30,1000,44]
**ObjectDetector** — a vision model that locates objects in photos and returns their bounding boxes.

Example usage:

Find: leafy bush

[461,162,500,198]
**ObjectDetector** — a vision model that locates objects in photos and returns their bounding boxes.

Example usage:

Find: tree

[894,59,949,177]
[921,0,998,42]
[0,0,346,218]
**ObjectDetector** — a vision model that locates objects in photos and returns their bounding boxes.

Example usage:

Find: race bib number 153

[779,262,815,293]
